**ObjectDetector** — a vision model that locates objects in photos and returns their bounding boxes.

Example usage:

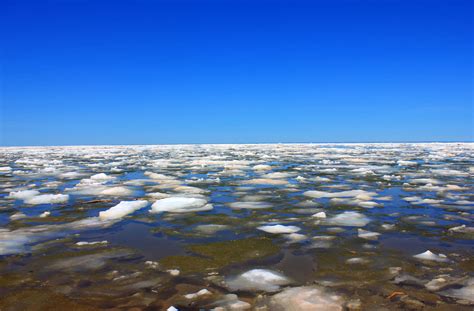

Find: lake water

[0,143,473,310]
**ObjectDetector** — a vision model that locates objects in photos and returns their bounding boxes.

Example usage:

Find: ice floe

[244,178,288,185]
[99,200,149,220]
[438,278,474,302]
[195,224,229,234]
[0,166,12,173]
[312,212,327,218]
[0,217,114,255]
[304,189,376,199]
[413,250,449,262]
[285,233,307,242]
[6,189,40,200]
[184,288,212,299]
[257,224,301,234]
[357,229,380,240]
[229,201,272,209]
[269,286,343,311]
[252,164,272,171]
[167,269,180,276]
[24,194,69,205]
[150,197,212,213]
[39,211,51,218]
[346,257,370,264]
[326,211,370,227]
[90,173,115,181]
[100,186,134,196]
[10,212,26,220]
[76,240,108,246]
[226,269,291,292]
[211,294,251,310]
[448,225,474,234]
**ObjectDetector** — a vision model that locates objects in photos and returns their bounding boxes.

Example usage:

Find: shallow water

[0,143,473,310]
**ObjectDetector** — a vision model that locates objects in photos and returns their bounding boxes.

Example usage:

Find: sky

[1,0,473,146]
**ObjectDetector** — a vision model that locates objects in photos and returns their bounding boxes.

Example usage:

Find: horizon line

[1,140,473,148]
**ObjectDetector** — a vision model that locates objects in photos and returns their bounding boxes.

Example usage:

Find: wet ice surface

[0,143,473,310]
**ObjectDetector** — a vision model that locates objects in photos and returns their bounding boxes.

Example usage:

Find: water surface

[0,143,473,310]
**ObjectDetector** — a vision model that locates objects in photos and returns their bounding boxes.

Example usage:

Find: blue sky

[2,0,473,146]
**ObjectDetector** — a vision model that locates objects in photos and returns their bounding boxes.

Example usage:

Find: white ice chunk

[39,211,51,218]
[24,194,69,205]
[90,173,115,181]
[167,269,180,276]
[257,224,301,234]
[448,225,474,234]
[145,261,159,269]
[326,211,370,227]
[229,201,272,209]
[295,176,307,182]
[244,178,288,185]
[59,172,82,179]
[346,257,370,264]
[439,279,474,302]
[357,229,380,240]
[312,212,326,218]
[211,294,251,310]
[174,185,208,194]
[357,201,380,208]
[413,250,449,262]
[184,288,212,299]
[7,190,40,200]
[99,200,149,220]
[0,166,12,172]
[253,164,272,171]
[76,240,108,246]
[381,224,396,230]
[226,269,291,292]
[285,233,307,242]
[262,172,292,179]
[269,286,344,311]
[195,224,229,234]
[150,197,211,213]
[397,160,418,166]
[100,186,134,196]
[0,214,120,256]
[304,189,376,199]
[10,212,27,220]
[146,192,171,199]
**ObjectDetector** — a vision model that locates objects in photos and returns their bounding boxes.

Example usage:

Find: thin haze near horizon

[2,0,473,146]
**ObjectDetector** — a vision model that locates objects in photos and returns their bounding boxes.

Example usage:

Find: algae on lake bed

[160,237,279,273]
